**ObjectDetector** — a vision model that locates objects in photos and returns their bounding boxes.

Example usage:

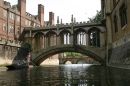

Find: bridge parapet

[25,21,102,30]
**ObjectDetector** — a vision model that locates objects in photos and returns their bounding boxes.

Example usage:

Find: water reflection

[0,64,130,86]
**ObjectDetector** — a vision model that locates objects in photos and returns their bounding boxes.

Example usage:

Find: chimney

[18,0,26,16]
[38,4,44,26]
[49,12,54,25]
[18,0,26,34]
[0,0,3,6]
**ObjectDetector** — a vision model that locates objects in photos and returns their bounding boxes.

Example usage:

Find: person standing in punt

[27,53,31,66]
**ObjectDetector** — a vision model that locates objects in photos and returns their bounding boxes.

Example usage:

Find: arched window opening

[77,32,86,45]
[35,33,44,50]
[64,33,70,44]
[88,28,100,47]
[46,32,57,47]
[48,34,56,46]
[60,30,70,45]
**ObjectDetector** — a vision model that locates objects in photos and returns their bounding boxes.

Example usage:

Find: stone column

[44,36,46,49]
[56,35,60,45]
[31,37,35,51]
[86,34,89,46]
[100,32,105,48]
[70,33,74,45]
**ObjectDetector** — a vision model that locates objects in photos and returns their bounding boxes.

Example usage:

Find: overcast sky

[4,0,101,24]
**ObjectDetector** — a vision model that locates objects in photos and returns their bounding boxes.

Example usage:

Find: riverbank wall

[0,39,31,66]
[108,34,130,69]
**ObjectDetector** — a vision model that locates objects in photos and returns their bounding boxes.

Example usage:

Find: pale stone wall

[0,44,18,65]
[40,54,59,65]
[41,59,59,65]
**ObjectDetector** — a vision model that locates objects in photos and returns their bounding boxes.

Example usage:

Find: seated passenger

[17,60,22,66]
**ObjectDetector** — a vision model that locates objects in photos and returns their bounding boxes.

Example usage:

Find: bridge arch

[64,60,73,64]
[76,59,87,64]
[31,45,106,66]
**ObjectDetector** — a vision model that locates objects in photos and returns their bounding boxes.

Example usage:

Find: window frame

[119,3,127,28]
[114,14,118,33]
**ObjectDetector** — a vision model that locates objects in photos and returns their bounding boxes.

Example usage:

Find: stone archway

[65,61,72,64]
[77,60,87,64]
[31,45,106,66]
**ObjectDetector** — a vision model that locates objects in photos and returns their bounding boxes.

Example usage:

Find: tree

[88,10,102,23]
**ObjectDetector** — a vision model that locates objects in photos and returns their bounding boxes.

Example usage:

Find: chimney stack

[49,12,54,25]
[38,4,44,26]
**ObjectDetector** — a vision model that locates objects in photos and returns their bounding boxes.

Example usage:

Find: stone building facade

[101,0,130,68]
[0,0,55,65]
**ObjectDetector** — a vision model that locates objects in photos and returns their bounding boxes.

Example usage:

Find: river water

[0,64,130,86]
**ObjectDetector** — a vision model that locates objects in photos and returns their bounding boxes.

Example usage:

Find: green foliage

[65,52,82,57]
[88,10,102,22]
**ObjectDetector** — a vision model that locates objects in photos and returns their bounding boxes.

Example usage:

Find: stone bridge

[30,45,106,66]
[23,21,106,66]
[59,56,98,64]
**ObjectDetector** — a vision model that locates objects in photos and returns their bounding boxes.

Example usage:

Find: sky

[4,0,101,24]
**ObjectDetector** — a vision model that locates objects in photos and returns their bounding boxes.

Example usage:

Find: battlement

[3,1,19,12]
[33,21,102,29]
[26,12,39,20]
[3,1,11,7]
[12,5,18,10]
[0,38,21,47]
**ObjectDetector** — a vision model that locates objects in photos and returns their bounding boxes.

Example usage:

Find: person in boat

[17,60,26,66]
[17,60,22,66]
[21,60,26,66]
[27,53,31,66]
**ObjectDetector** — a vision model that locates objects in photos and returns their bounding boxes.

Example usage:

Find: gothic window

[63,33,70,44]
[60,30,70,45]
[114,15,118,33]
[49,34,56,46]
[10,12,15,20]
[17,15,20,22]
[17,28,20,34]
[34,32,44,49]
[75,29,86,45]
[25,19,28,25]
[77,32,86,45]
[46,32,56,47]
[119,3,127,28]
[9,25,14,33]
[3,23,7,32]
[88,28,100,47]
[3,9,7,17]
[29,21,31,26]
